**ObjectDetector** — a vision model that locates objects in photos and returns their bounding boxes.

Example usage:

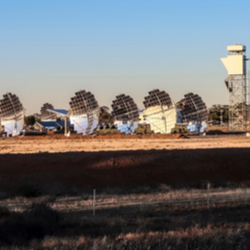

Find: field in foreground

[1,138,250,249]
[1,187,250,249]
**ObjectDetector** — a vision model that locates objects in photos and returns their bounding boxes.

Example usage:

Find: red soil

[1,148,250,191]
[13,133,184,140]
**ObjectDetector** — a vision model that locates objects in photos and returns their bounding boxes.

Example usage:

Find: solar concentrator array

[143,89,177,134]
[69,90,99,135]
[111,94,139,134]
[40,103,57,121]
[0,93,24,136]
[0,87,209,137]
[179,92,208,133]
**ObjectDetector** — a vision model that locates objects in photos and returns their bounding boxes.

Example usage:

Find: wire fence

[1,187,250,214]
[89,187,250,214]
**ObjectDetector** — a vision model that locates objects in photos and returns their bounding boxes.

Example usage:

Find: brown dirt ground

[0,142,250,191]
[1,134,250,191]
[14,133,184,140]
[1,134,250,154]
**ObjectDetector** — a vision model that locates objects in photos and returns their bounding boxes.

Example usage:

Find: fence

[1,187,250,214]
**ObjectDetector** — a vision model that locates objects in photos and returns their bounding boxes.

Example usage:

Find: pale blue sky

[0,0,250,114]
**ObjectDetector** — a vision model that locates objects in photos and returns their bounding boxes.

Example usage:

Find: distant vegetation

[135,124,152,134]
[96,128,121,135]
[208,105,229,123]
[208,104,250,123]
[99,106,114,127]
[24,115,36,126]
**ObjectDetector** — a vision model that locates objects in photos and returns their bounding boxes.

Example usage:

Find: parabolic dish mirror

[0,93,24,136]
[40,103,57,121]
[69,90,99,135]
[111,94,139,134]
[179,92,208,133]
[143,89,177,134]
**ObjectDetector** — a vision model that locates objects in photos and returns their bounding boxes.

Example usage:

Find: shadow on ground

[0,148,250,197]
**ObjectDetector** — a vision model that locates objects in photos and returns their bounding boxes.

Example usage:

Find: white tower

[221,45,248,131]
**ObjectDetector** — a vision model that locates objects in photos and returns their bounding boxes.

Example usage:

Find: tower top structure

[220,44,248,131]
[227,44,246,53]
[220,44,246,75]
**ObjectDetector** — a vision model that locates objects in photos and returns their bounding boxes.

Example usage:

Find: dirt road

[1,136,250,154]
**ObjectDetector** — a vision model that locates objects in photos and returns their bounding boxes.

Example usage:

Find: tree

[208,105,229,123]
[99,106,114,127]
[24,115,36,126]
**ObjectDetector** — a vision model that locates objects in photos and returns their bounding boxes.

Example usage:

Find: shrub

[96,129,121,135]
[17,183,42,198]
[135,124,153,134]
[0,206,11,221]
[0,203,60,245]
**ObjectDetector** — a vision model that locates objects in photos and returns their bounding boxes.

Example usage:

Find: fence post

[207,183,210,209]
[93,189,96,216]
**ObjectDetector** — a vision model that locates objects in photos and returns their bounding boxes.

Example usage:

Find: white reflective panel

[41,119,56,122]
[70,108,99,135]
[115,120,139,134]
[179,92,208,134]
[111,94,139,135]
[69,90,99,135]
[1,112,24,136]
[1,120,16,135]
[85,108,99,135]
[70,114,88,135]
[187,121,207,134]
[143,105,177,134]
[46,127,55,131]
[0,93,24,136]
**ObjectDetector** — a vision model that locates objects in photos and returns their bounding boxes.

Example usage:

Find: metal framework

[220,45,249,131]
[225,75,247,131]
[40,103,57,121]
[69,90,99,135]
[143,89,176,134]
[0,92,24,135]
[179,92,208,133]
[112,94,139,121]
[111,94,139,133]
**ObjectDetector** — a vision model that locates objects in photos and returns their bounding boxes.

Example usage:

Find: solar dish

[40,103,57,121]
[69,90,99,135]
[111,94,139,134]
[178,92,208,133]
[143,89,177,134]
[0,92,24,136]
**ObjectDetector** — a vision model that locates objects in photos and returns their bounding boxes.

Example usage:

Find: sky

[1,0,250,115]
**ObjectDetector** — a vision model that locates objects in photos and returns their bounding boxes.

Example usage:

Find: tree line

[208,105,229,123]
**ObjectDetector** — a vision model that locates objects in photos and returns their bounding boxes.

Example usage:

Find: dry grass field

[1,134,250,154]
[1,135,250,249]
